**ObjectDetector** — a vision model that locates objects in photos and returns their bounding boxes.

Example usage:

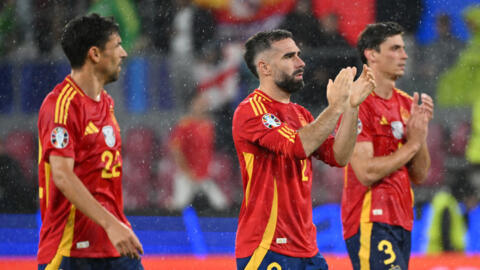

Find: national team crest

[391,121,404,139]
[51,127,69,149]
[102,126,116,147]
[262,113,281,129]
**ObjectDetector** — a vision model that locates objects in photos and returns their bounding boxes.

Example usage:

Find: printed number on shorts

[300,159,309,182]
[378,240,396,265]
[267,262,282,270]
[101,150,121,178]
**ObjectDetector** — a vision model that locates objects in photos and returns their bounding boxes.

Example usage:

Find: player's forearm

[51,167,119,230]
[332,106,358,166]
[408,143,430,185]
[356,141,421,186]
[298,104,343,156]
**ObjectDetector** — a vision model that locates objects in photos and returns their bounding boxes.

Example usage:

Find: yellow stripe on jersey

[255,91,272,102]
[252,95,265,115]
[281,125,295,135]
[395,88,413,100]
[38,137,42,165]
[359,189,372,270]
[39,187,43,199]
[245,179,278,270]
[45,163,51,208]
[54,85,70,123]
[62,91,77,125]
[243,152,254,207]
[255,95,268,114]
[46,205,76,270]
[57,87,73,124]
[344,167,348,188]
[65,77,85,97]
[249,98,260,116]
[277,129,295,143]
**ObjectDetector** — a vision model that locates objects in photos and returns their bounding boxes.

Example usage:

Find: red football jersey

[341,89,414,240]
[37,75,130,264]
[233,89,340,258]
[170,117,215,179]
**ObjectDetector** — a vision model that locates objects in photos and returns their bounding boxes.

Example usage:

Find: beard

[274,69,305,93]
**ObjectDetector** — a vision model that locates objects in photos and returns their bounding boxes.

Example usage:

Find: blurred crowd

[0,0,479,237]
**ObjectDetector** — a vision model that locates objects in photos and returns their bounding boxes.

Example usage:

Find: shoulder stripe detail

[249,98,259,116]
[395,88,413,100]
[54,85,70,123]
[62,91,77,125]
[56,87,74,124]
[65,78,85,97]
[255,95,268,114]
[281,126,296,136]
[278,129,295,143]
[254,91,272,102]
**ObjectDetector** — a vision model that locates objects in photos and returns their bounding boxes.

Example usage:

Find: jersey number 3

[101,150,121,179]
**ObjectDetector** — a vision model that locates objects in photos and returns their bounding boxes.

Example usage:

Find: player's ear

[257,59,271,77]
[87,46,101,64]
[364,49,375,63]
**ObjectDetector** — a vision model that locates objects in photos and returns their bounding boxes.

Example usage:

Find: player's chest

[370,100,409,143]
[272,107,307,130]
[77,104,121,151]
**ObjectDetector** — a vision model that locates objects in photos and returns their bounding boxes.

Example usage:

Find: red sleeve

[357,102,374,142]
[233,104,307,160]
[38,94,79,161]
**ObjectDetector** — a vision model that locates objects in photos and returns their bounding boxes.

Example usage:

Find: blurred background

[1,0,480,269]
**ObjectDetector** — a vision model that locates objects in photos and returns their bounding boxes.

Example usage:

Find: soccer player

[168,92,228,211]
[342,22,433,270]
[37,14,144,269]
[233,29,375,270]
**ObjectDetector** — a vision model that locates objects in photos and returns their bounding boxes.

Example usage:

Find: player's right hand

[105,220,144,259]
[326,67,356,113]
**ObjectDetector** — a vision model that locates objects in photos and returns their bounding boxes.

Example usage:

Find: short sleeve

[38,95,79,161]
[357,102,374,142]
[233,105,307,160]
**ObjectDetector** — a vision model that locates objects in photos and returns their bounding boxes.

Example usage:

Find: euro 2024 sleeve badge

[262,113,281,129]
[51,127,69,149]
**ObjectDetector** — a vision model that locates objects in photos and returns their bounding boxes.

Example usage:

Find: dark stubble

[274,68,305,93]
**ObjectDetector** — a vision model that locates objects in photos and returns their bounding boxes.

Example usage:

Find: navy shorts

[237,249,328,270]
[345,222,411,270]
[38,256,144,270]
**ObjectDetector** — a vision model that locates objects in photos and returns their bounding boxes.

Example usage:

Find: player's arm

[407,93,433,185]
[299,67,355,157]
[350,140,421,186]
[331,65,375,165]
[49,155,144,259]
[408,143,430,185]
[351,92,429,186]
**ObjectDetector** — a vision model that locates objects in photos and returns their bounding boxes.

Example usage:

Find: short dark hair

[61,13,120,69]
[357,22,404,64]
[244,29,293,78]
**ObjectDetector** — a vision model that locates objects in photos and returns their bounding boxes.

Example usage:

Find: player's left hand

[349,64,375,108]
[419,93,434,121]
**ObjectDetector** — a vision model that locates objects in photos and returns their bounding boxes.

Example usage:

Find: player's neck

[70,68,105,101]
[372,71,396,100]
[258,80,291,104]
